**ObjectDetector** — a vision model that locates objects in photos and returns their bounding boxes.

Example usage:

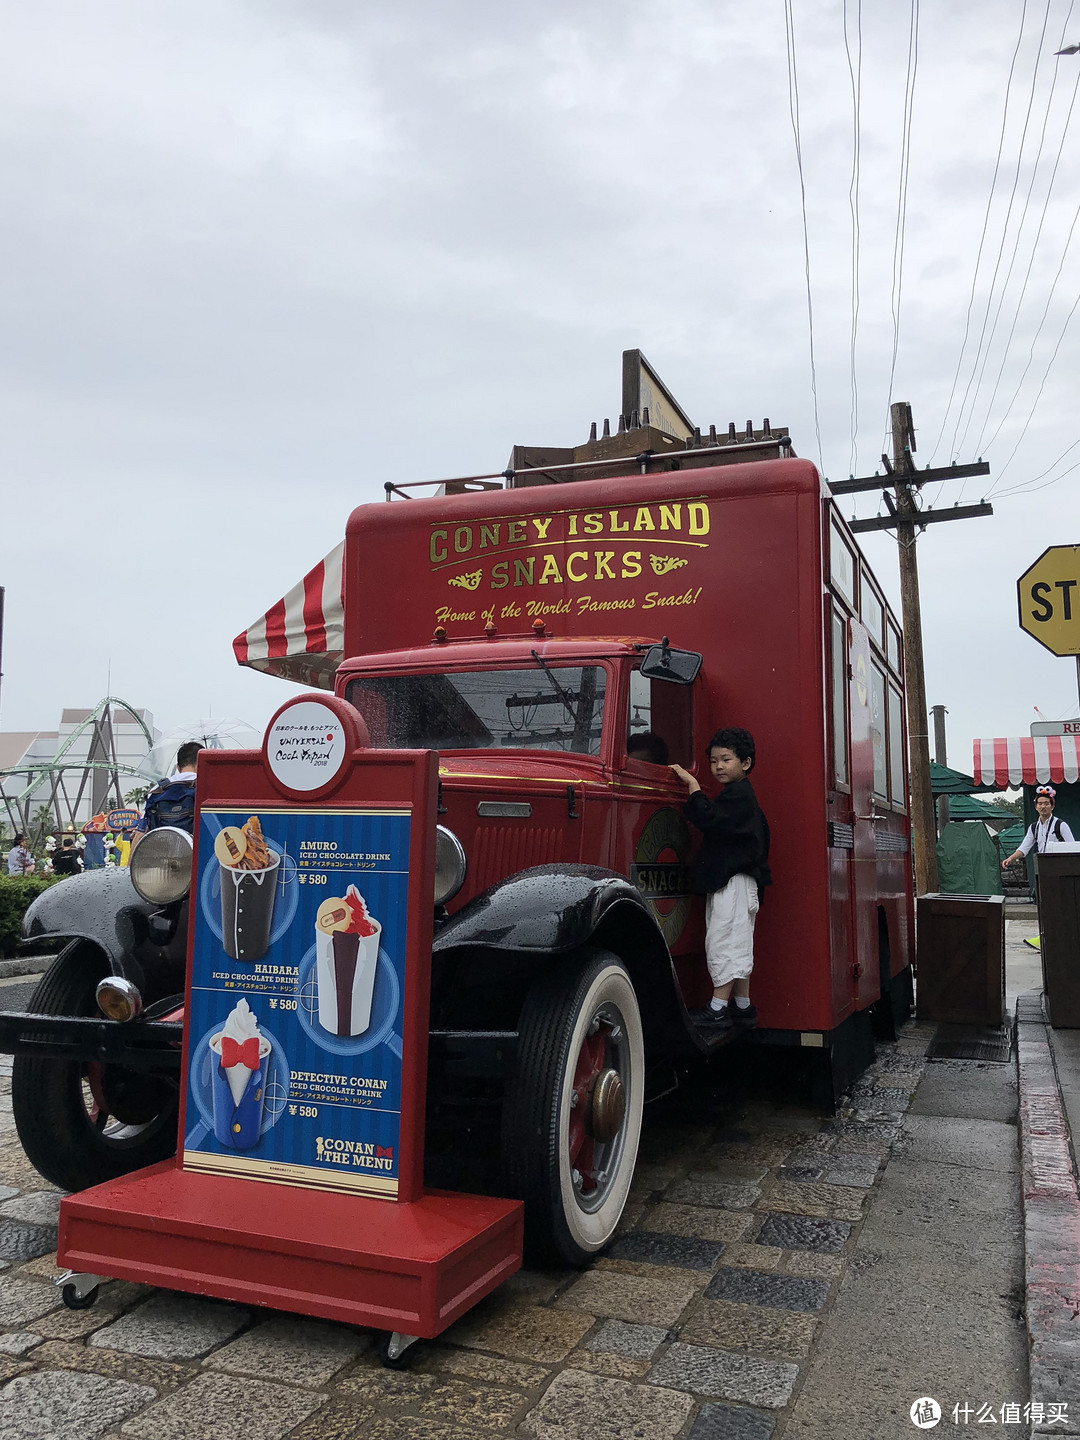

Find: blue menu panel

[182,807,410,1198]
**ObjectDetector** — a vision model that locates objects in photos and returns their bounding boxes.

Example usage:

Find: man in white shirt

[1002,785,1075,868]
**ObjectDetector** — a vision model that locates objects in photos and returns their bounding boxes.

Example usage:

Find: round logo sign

[265,700,349,793]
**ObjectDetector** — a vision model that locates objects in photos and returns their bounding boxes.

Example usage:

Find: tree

[28,804,57,851]
[124,786,150,807]
[989,795,1024,817]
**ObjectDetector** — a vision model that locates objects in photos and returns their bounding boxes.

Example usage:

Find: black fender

[22,868,188,994]
[431,864,695,1057]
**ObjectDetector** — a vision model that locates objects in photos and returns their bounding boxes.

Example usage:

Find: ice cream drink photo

[216,816,281,961]
[209,998,272,1149]
[315,885,382,1037]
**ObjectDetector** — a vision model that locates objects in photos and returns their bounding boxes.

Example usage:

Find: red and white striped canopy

[232,542,344,691]
[973,735,1080,788]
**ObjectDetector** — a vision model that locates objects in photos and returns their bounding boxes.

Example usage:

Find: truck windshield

[345,667,607,755]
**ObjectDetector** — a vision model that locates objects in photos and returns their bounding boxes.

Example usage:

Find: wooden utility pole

[831,402,993,895]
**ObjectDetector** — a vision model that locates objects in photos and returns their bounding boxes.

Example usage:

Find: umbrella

[930,760,999,795]
[140,718,262,781]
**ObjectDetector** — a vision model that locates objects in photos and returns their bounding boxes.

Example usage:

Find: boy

[671,726,770,1034]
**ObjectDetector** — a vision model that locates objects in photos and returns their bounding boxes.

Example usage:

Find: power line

[995,444,1080,498]
[928,0,1031,465]
[983,185,1080,495]
[783,0,824,475]
[844,0,863,477]
[948,0,1054,465]
[883,0,920,442]
[989,287,1080,486]
[973,53,1080,462]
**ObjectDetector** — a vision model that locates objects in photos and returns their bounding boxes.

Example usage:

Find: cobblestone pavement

[0,1025,935,1440]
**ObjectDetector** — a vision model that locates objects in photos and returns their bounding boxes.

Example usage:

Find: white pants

[704,873,759,988]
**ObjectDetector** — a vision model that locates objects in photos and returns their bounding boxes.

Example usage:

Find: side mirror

[639,638,702,685]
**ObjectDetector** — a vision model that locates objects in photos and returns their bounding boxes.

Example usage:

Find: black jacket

[685,778,771,899]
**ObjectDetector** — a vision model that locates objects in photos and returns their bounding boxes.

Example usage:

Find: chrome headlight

[130,827,194,904]
[434,825,466,906]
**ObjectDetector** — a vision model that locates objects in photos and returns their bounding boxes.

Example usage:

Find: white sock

[709,998,727,1012]
[735,996,752,1010]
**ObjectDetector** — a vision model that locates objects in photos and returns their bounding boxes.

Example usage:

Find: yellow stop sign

[1018,545,1080,655]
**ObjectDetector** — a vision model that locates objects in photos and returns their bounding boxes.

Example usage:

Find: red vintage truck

[9,447,913,1267]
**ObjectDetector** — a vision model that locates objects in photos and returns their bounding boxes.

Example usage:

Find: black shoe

[732,1003,758,1028]
[689,1005,734,1033]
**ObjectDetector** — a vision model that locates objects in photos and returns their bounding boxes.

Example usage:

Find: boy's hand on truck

[670,764,700,795]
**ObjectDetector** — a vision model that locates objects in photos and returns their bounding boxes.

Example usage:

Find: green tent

[997,822,1026,853]
[936,821,1004,895]
[930,760,999,795]
[937,794,1015,826]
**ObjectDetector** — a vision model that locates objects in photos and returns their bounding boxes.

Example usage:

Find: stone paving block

[820,1160,879,1188]
[91,1294,249,1360]
[718,1242,784,1271]
[33,1306,115,1340]
[665,1175,761,1209]
[121,1371,322,1440]
[415,1347,549,1390]
[0,1275,61,1326]
[605,1230,725,1270]
[555,1269,697,1327]
[758,1181,865,1222]
[0,1356,32,1385]
[0,1193,62,1227]
[0,1369,156,1440]
[502,1267,577,1304]
[443,1302,593,1363]
[522,1367,694,1440]
[279,1400,376,1440]
[678,1298,818,1359]
[831,1136,890,1158]
[0,1220,56,1262]
[776,1165,824,1183]
[648,1342,799,1407]
[755,1213,851,1252]
[688,1401,777,1439]
[584,1318,668,1359]
[417,1377,531,1430]
[26,1340,195,1392]
[0,1143,59,1194]
[335,1369,435,1404]
[0,1331,39,1356]
[566,1350,650,1379]
[592,1257,703,1288]
[823,1118,901,1141]
[707,1142,794,1169]
[204,1315,366,1386]
[628,1162,683,1198]
[642,1203,755,1243]
[0,1189,19,1206]
[781,1250,844,1279]
[704,1266,829,1312]
[14,1253,64,1282]
[364,1419,481,1440]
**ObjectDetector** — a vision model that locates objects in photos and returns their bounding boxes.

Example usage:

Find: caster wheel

[62,1283,99,1311]
[378,1333,418,1369]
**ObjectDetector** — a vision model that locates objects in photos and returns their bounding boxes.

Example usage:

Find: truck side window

[830,609,849,788]
[871,663,888,799]
[627,667,692,768]
[888,683,906,809]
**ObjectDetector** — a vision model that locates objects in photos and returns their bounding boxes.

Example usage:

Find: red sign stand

[57,698,522,1345]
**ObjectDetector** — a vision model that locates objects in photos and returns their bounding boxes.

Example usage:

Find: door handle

[855,814,884,823]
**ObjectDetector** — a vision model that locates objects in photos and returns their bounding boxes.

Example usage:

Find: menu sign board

[182,805,410,1198]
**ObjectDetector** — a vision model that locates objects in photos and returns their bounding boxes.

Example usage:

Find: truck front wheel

[501,948,644,1266]
[12,941,179,1193]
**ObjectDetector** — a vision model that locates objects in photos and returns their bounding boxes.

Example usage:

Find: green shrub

[0,876,62,958]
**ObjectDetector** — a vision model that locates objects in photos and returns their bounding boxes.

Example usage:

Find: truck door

[847,618,880,1008]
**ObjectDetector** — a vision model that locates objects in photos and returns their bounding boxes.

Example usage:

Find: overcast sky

[3,0,1080,777]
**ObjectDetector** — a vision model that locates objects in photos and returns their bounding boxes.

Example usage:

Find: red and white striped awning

[232,542,344,691]
[973,736,1080,788]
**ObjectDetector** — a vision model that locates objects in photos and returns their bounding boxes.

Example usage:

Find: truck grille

[471,825,562,891]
